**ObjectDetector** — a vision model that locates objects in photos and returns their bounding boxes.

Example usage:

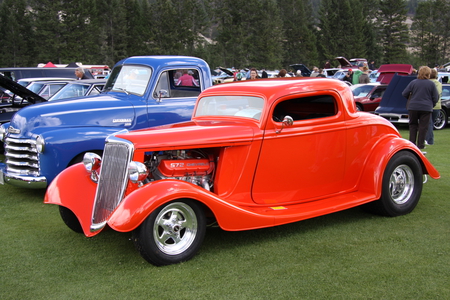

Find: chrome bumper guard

[0,163,47,189]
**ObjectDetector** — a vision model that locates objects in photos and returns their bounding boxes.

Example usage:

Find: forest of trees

[0,0,449,71]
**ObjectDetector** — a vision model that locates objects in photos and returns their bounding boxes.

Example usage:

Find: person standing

[343,69,353,84]
[425,68,442,145]
[316,69,326,78]
[358,66,370,84]
[249,68,259,80]
[75,67,89,80]
[402,66,439,150]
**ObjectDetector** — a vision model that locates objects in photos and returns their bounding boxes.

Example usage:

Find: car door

[252,93,347,205]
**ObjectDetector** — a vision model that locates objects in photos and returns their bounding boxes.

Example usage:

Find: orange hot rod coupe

[45,78,440,266]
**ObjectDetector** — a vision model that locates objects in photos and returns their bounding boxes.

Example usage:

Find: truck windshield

[104,65,151,96]
[195,95,264,120]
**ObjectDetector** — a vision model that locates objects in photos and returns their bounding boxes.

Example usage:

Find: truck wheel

[133,200,206,266]
[59,206,83,233]
[364,151,423,217]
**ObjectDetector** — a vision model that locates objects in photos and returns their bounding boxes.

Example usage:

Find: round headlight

[36,135,45,153]
[128,161,148,183]
[83,152,102,172]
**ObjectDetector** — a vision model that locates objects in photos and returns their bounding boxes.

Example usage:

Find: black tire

[132,200,206,266]
[59,206,83,233]
[433,109,447,130]
[364,151,423,217]
[355,103,363,111]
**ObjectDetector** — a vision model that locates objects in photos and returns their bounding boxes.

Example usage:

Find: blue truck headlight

[35,135,45,153]
[128,161,148,183]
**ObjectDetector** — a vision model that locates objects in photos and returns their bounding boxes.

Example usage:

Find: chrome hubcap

[153,202,198,255]
[389,164,414,204]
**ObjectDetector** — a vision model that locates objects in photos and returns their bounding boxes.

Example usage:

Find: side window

[273,95,337,122]
[153,69,201,99]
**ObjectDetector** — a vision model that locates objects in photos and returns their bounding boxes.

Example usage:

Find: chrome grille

[4,137,40,176]
[91,138,133,231]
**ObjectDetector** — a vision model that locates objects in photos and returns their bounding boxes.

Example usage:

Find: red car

[352,82,387,112]
[45,78,440,266]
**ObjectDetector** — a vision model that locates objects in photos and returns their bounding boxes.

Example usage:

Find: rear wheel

[133,200,206,266]
[433,109,447,130]
[364,151,423,216]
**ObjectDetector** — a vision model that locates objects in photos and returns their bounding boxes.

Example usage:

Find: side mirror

[276,116,294,134]
[157,89,168,103]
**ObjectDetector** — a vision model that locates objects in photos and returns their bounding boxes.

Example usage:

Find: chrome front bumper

[0,163,47,189]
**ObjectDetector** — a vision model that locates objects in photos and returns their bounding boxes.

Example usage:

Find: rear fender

[108,179,274,232]
[359,137,440,196]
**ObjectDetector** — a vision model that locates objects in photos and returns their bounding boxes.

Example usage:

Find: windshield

[351,85,373,97]
[104,65,151,96]
[50,83,90,100]
[195,95,264,120]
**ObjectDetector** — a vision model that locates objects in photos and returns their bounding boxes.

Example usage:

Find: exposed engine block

[147,150,215,191]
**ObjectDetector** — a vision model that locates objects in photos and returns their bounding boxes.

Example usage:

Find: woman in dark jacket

[402,66,438,150]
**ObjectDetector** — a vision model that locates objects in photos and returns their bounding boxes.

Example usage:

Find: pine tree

[0,0,35,67]
[411,0,450,66]
[318,0,367,63]
[278,0,318,69]
[376,0,409,64]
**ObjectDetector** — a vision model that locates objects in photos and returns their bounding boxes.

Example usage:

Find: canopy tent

[43,62,57,68]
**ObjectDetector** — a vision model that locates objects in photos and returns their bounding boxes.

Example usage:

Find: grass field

[1,126,449,300]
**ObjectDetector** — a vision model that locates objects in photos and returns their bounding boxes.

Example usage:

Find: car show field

[1,119,449,299]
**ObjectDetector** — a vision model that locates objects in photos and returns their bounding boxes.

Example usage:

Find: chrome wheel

[133,199,206,266]
[433,109,447,130]
[389,164,414,205]
[153,202,198,255]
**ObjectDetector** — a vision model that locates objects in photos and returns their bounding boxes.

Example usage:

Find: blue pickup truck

[0,56,212,188]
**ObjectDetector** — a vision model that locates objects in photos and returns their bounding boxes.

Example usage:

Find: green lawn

[1,126,449,300]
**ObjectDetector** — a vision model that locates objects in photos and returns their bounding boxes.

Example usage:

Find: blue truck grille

[91,139,133,232]
[4,137,40,176]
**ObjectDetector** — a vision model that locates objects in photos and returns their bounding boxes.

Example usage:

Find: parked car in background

[0,67,94,81]
[351,64,413,113]
[44,78,439,266]
[0,56,213,189]
[332,69,348,81]
[433,84,450,130]
[376,64,413,84]
[17,77,76,87]
[351,82,387,112]
[25,80,72,100]
[375,74,416,125]
[335,57,367,69]
[322,68,340,78]
[289,64,312,77]
[0,74,46,125]
[49,79,106,101]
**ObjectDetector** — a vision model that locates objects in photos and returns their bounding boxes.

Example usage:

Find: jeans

[425,109,440,145]
[408,110,431,149]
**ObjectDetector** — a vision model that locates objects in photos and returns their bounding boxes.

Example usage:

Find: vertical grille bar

[91,139,133,232]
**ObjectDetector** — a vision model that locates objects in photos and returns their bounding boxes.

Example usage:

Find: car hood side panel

[8,94,138,138]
